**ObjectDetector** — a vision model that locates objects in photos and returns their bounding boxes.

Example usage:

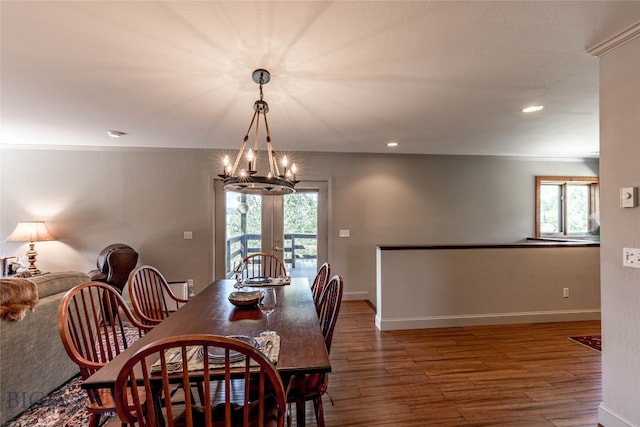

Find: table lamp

[5,221,55,275]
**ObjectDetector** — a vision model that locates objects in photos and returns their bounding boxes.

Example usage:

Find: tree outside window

[536,176,599,239]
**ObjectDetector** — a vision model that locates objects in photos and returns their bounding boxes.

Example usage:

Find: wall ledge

[377,241,599,250]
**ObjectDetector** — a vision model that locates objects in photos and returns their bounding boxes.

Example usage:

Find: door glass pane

[540,184,561,234]
[566,185,589,234]
[283,191,318,281]
[225,192,262,278]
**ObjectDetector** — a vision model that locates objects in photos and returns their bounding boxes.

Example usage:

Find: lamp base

[26,242,42,275]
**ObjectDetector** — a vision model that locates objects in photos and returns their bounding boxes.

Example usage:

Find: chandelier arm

[263,113,278,177]
[230,136,248,176]
[243,108,259,142]
[252,112,261,169]
[267,143,277,178]
[230,109,258,175]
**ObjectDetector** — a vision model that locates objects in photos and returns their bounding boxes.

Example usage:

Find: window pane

[283,192,318,280]
[540,185,561,234]
[566,185,589,234]
[225,192,262,277]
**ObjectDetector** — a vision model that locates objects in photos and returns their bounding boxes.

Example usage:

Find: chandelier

[219,69,298,195]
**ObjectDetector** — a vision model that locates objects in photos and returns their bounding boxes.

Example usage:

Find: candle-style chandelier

[219,69,298,195]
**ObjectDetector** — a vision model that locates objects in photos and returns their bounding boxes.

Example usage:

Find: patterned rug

[2,376,116,427]
[569,335,601,352]
[3,325,142,427]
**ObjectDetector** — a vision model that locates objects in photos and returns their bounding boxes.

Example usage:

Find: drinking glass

[259,288,277,336]
[233,261,245,289]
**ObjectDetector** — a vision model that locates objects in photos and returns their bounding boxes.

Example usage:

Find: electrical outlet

[563,288,570,298]
[623,248,640,268]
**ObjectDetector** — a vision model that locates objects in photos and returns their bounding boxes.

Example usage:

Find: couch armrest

[30,271,90,299]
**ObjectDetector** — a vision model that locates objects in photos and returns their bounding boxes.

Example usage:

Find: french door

[214,180,327,282]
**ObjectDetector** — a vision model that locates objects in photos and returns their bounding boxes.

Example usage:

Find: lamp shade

[6,221,55,243]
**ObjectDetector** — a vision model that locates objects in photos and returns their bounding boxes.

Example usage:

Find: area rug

[2,376,116,427]
[569,335,601,352]
[3,326,142,427]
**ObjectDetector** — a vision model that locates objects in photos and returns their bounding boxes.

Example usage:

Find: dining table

[81,277,331,427]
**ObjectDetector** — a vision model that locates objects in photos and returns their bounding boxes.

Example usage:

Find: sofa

[0,271,89,425]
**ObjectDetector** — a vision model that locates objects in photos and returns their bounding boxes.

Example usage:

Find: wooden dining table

[82,277,331,427]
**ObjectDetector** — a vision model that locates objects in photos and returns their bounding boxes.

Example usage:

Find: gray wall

[1,147,598,305]
[0,147,216,290]
[596,29,640,427]
[377,245,600,330]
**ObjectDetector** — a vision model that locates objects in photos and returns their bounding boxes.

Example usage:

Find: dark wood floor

[105,300,602,427]
[314,300,602,427]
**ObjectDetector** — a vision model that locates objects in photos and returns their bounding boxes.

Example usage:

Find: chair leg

[314,397,325,427]
[89,413,100,427]
[286,402,293,427]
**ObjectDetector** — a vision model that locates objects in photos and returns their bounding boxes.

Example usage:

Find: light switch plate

[620,187,638,208]
[339,229,350,238]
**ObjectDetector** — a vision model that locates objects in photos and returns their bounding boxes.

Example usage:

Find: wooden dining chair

[128,265,189,326]
[114,334,287,427]
[286,275,343,427]
[239,253,287,281]
[310,262,331,314]
[57,281,153,427]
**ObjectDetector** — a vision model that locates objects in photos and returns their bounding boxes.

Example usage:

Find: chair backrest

[311,262,331,313]
[317,275,343,353]
[96,243,138,292]
[240,253,287,280]
[57,281,151,381]
[128,265,181,326]
[106,248,139,291]
[114,334,287,427]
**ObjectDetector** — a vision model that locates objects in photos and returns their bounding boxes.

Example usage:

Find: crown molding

[587,21,640,57]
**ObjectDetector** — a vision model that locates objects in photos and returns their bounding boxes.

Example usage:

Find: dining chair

[286,275,343,427]
[310,262,331,314]
[113,334,287,427]
[239,253,287,281]
[128,265,189,326]
[57,281,153,427]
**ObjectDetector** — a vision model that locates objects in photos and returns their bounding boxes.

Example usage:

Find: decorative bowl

[228,290,263,308]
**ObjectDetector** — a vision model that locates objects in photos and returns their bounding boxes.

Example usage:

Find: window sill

[528,236,600,243]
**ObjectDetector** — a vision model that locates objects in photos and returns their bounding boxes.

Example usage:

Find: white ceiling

[2,1,640,158]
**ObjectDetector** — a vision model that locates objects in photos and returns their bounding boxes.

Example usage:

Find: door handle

[273,246,282,252]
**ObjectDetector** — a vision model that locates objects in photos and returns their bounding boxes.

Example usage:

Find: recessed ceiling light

[521,105,544,113]
[387,141,399,147]
[107,130,127,138]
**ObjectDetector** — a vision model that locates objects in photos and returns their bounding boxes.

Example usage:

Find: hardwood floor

[104,300,602,426]
[314,301,602,427]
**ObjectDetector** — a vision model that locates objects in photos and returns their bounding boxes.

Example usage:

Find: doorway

[214,180,327,282]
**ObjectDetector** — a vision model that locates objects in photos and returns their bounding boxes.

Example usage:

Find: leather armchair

[88,243,139,294]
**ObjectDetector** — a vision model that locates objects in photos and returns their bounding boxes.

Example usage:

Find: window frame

[535,176,600,238]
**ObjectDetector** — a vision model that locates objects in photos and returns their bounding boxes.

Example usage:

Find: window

[535,176,599,238]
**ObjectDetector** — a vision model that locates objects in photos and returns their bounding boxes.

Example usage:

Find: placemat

[151,335,281,374]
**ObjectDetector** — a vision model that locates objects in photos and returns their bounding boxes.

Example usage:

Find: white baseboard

[343,291,368,301]
[599,403,640,427]
[375,309,601,331]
